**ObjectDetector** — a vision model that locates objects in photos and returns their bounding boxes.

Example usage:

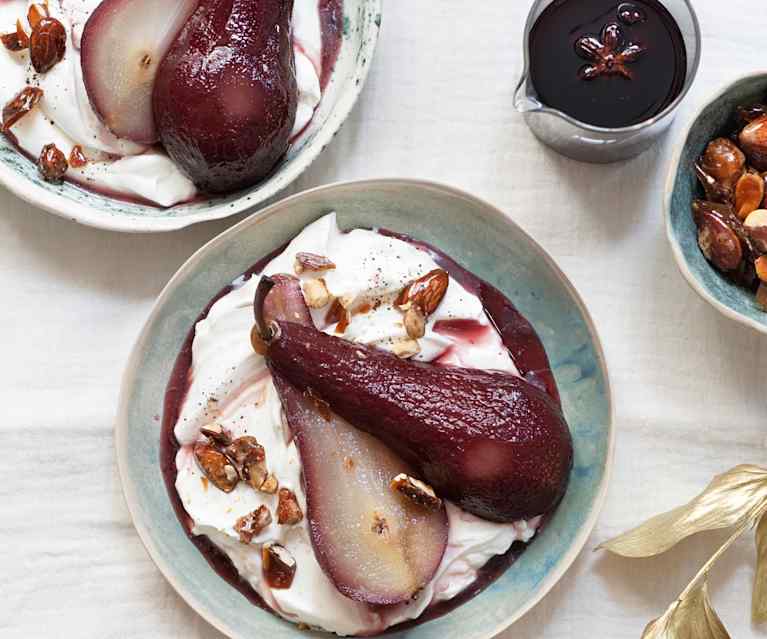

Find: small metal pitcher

[514,0,701,164]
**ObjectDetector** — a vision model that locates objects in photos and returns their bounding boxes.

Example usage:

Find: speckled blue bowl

[116,180,613,639]
[665,72,767,334]
[0,0,381,233]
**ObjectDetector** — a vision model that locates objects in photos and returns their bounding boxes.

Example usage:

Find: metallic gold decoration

[754,513,767,623]
[599,465,767,557]
[642,580,729,639]
[600,465,767,636]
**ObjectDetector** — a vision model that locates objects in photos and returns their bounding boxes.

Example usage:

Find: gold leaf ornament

[642,580,730,639]
[754,513,767,623]
[599,465,767,558]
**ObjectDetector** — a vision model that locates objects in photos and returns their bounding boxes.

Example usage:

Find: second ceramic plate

[116,179,613,638]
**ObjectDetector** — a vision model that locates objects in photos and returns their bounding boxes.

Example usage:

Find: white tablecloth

[2,1,766,637]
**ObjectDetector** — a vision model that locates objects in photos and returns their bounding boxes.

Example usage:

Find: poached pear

[256,276,573,524]
[152,0,298,193]
[259,275,449,605]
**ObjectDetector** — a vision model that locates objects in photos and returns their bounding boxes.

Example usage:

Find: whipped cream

[174,214,539,636]
[0,0,324,206]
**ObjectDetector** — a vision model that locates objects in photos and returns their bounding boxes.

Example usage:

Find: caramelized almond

[734,173,764,220]
[391,473,442,511]
[234,505,272,544]
[740,116,767,172]
[744,209,767,254]
[294,252,336,274]
[262,543,296,588]
[2,20,30,51]
[30,17,65,73]
[396,269,449,316]
[27,3,48,28]
[200,423,231,446]
[325,298,350,333]
[276,488,303,525]
[194,442,239,493]
[38,143,67,182]
[224,436,266,487]
[391,338,420,359]
[403,305,426,339]
[756,256,767,283]
[250,323,268,356]
[2,86,43,131]
[302,278,331,308]
[697,211,743,272]
[259,473,279,494]
[68,144,87,168]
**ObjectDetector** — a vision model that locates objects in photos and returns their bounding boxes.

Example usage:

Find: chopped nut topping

[325,298,349,332]
[276,488,303,525]
[223,436,268,488]
[259,473,279,494]
[756,256,767,283]
[294,252,336,274]
[2,20,30,51]
[224,465,238,482]
[2,86,43,132]
[262,543,296,588]
[225,436,264,467]
[27,3,48,28]
[734,173,765,220]
[68,144,87,168]
[391,473,443,511]
[246,462,268,491]
[194,442,239,493]
[38,143,67,182]
[250,324,268,355]
[200,423,231,446]
[30,17,66,74]
[234,505,272,544]
[302,278,331,308]
[371,512,390,540]
[403,305,426,339]
[391,338,420,359]
[396,269,449,316]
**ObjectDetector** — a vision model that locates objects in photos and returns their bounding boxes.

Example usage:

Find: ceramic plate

[116,179,614,638]
[0,0,381,233]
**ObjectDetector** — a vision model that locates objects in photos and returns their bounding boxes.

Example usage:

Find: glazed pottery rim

[0,0,382,234]
[514,0,701,134]
[663,71,767,336]
[115,178,615,638]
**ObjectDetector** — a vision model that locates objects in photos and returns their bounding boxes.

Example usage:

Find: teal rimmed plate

[116,179,613,638]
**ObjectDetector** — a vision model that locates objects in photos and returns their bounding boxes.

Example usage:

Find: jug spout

[514,74,541,114]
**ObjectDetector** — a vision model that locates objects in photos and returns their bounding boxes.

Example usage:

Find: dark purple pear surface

[152,0,297,193]
[261,317,573,523]
[258,276,449,605]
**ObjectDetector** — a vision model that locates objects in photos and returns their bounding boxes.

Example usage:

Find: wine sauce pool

[529,0,686,128]
[161,231,564,634]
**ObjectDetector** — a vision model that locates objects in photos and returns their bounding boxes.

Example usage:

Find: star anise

[575,23,644,81]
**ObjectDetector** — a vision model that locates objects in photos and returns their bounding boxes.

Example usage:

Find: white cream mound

[174,213,540,636]
[0,0,324,206]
